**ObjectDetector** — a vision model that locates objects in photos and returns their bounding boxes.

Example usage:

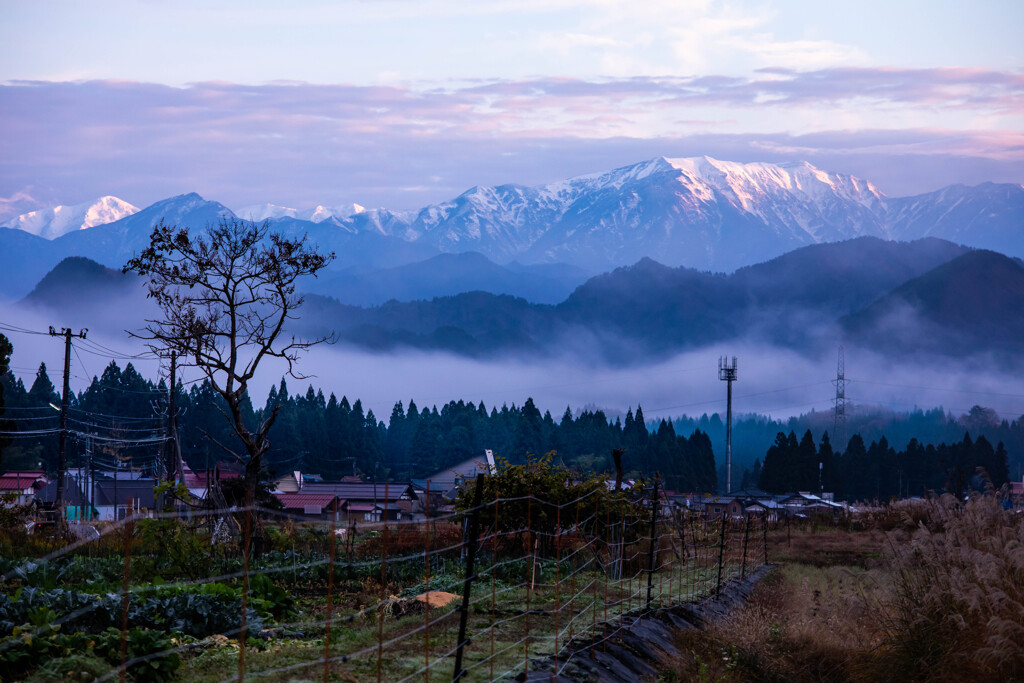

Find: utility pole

[718,356,738,494]
[166,351,182,483]
[88,433,95,521]
[49,325,86,530]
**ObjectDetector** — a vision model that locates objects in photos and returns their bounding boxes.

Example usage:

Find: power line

[74,336,158,361]
[0,430,62,437]
[848,378,1024,400]
[71,341,91,387]
[67,406,163,423]
[644,380,832,415]
[0,322,50,336]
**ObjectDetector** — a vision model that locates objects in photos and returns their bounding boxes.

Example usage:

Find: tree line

[753,429,1010,500]
[0,360,718,492]
[1,354,1016,500]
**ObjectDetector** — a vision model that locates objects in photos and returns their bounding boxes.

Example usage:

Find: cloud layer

[1,68,1021,217]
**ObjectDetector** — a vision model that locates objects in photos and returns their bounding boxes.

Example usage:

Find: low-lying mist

[4,299,1021,428]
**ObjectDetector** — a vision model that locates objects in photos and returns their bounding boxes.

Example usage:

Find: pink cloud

[0,73,1021,211]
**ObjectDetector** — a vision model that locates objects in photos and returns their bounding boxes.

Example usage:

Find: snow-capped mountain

[0,157,1020,300]
[1,196,139,239]
[375,156,1018,270]
[329,156,908,270]
[235,202,366,223]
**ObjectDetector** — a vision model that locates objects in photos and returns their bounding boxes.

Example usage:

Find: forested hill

[20,237,1024,363]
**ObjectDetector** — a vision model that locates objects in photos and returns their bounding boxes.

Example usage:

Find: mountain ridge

[17,238,1016,365]
[1,156,1021,301]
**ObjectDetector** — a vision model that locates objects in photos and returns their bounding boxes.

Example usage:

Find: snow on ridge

[235,202,368,223]
[1,196,139,239]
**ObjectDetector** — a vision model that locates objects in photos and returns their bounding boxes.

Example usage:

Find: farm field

[3,490,1021,682]
[0,476,769,682]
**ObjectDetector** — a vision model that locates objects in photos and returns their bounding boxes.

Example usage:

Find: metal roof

[299,482,415,502]
[274,493,343,511]
[94,480,156,507]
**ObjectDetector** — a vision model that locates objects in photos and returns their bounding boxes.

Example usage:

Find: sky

[0,0,1022,219]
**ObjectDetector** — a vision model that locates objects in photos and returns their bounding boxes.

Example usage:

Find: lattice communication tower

[832,346,847,450]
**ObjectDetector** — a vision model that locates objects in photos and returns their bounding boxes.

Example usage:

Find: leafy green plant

[13,560,67,591]
[0,586,256,639]
[248,573,296,621]
[1,626,180,683]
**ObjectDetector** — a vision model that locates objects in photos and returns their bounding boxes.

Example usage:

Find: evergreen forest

[1,353,1020,501]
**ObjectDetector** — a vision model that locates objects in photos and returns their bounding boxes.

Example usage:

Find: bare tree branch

[124,218,334,495]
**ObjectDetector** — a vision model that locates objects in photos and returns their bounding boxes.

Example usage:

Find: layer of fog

[4,298,1022,427]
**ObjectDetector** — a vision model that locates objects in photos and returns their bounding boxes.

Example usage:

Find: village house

[273,492,346,522]
[0,471,48,505]
[295,481,417,522]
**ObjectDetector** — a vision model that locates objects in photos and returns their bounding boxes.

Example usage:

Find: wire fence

[0,477,772,682]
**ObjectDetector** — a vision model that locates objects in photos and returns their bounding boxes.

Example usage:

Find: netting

[0,480,774,682]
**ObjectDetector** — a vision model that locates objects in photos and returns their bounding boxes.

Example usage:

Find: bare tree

[124,218,334,498]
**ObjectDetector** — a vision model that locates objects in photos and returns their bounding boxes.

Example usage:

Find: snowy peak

[5,158,1018,278]
[660,156,885,209]
[235,202,366,223]
[1,196,139,239]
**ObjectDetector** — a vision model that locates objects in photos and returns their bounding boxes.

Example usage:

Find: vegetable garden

[0,464,769,682]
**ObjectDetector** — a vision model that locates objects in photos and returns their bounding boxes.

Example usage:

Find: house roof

[727,487,772,499]
[34,475,90,505]
[697,495,737,505]
[744,499,782,509]
[425,451,495,487]
[274,493,343,511]
[94,480,156,507]
[300,482,415,502]
[350,502,401,512]
[0,473,47,490]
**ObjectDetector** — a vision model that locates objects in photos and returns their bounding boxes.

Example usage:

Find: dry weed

[872,494,1024,681]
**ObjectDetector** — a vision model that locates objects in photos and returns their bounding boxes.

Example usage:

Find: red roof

[184,470,241,488]
[274,493,343,511]
[0,472,47,490]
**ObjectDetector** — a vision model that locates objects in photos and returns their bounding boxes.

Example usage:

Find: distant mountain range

[1,156,1021,303]
[0,196,138,239]
[18,238,1024,364]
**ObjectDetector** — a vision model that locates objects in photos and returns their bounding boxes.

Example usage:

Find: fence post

[239,491,253,683]
[741,513,750,580]
[452,474,485,682]
[763,512,769,566]
[424,479,432,683]
[378,483,390,683]
[119,510,135,683]
[646,478,659,611]
[324,498,338,683]
[715,511,727,596]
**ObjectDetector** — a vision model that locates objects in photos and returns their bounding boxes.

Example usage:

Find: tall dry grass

[873,493,1024,681]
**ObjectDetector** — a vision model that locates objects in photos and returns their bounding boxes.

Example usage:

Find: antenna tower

[832,346,847,449]
[718,356,738,494]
